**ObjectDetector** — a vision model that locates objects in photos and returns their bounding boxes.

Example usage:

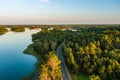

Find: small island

[10,26,25,32]
[0,26,8,35]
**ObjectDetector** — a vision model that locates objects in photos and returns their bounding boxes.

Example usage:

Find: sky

[0,0,120,24]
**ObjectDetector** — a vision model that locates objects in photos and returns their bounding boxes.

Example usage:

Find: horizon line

[0,23,120,26]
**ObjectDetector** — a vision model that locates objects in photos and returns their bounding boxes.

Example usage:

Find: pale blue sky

[0,0,120,24]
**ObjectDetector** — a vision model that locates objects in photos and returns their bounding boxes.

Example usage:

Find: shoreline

[22,44,43,80]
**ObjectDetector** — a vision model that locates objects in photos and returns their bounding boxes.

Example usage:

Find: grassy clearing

[70,72,89,80]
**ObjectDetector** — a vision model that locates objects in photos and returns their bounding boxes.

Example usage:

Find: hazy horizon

[0,0,120,24]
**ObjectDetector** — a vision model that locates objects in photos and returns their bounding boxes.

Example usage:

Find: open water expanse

[0,28,39,80]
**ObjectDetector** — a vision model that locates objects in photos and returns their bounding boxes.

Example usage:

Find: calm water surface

[0,28,40,80]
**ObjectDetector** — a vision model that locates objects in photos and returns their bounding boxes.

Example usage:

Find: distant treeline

[10,26,25,32]
[0,25,120,35]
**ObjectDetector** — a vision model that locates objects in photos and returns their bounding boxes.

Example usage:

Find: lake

[0,28,40,80]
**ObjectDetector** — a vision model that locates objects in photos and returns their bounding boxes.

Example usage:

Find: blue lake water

[0,29,40,80]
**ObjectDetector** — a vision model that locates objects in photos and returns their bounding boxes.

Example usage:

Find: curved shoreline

[23,44,42,80]
[0,29,39,80]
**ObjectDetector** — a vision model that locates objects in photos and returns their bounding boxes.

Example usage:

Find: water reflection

[0,28,40,80]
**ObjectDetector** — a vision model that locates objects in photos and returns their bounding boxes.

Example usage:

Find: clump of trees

[0,26,8,35]
[38,52,62,80]
[10,26,25,32]
[28,25,41,29]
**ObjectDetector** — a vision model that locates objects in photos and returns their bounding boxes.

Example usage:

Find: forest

[24,25,120,80]
[1,25,120,80]
[62,26,120,80]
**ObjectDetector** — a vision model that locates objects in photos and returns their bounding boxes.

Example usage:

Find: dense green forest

[62,26,120,80]
[24,25,120,80]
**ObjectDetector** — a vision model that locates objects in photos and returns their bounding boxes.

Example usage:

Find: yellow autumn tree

[38,52,62,80]
[39,64,51,80]
[47,52,62,80]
